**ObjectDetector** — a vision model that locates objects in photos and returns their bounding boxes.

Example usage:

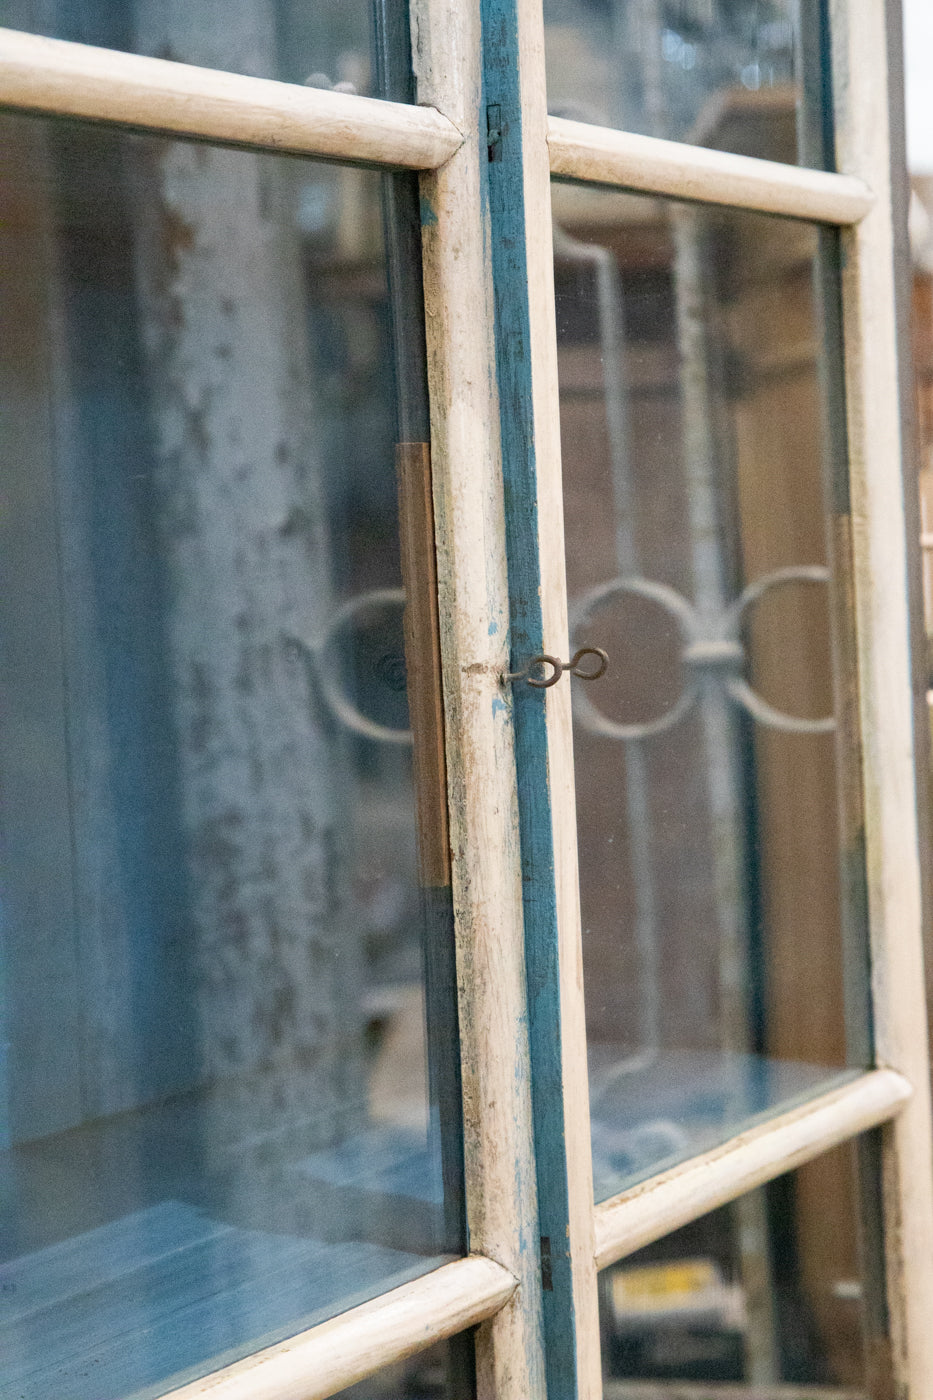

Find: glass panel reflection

[545,0,829,168]
[600,1145,869,1391]
[553,184,861,1200]
[0,112,462,1400]
[5,0,372,92]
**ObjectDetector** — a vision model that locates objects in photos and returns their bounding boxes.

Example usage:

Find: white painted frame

[0,27,462,166]
[593,1070,912,1271]
[412,0,550,1393]
[828,0,933,1389]
[547,117,874,222]
[521,2,933,1395]
[160,1257,516,1400]
[1,1,932,1396]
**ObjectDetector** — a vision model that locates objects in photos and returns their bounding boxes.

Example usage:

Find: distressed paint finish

[165,1254,516,1400]
[8,0,933,1392]
[130,0,362,1145]
[0,27,463,170]
[483,0,601,1396]
[830,1,933,1393]
[412,0,548,1394]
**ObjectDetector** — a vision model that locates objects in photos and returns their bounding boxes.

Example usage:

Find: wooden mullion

[412,0,550,1394]
[547,118,874,224]
[829,0,933,1393]
[481,0,601,1394]
[593,1070,911,1272]
[0,27,462,169]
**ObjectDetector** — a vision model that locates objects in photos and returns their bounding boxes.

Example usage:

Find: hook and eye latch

[505,646,609,689]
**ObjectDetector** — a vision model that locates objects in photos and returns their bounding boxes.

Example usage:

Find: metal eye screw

[506,646,609,688]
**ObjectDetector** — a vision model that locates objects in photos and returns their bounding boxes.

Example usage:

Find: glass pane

[5,0,373,92]
[599,1144,872,1390]
[552,183,862,1201]
[545,0,830,169]
[0,111,463,1400]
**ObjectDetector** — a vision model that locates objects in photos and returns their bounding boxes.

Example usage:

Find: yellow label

[612,1258,719,1314]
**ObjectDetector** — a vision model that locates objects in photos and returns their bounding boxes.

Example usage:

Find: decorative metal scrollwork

[289,587,414,746]
[292,566,833,745]
[569,565,835,740]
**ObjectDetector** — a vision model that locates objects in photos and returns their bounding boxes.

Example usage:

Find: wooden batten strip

[593,1069,911,1273]
[0,28,463,168]
[163,1255,515,1400]
[396,442,452,890]
[485,0,602,1393]
[413,0,549,1394]
[547,117,875,225]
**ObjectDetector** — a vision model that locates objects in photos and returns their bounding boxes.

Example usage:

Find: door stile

[830,0,933,1392]
[482,0,601,1395]
[411,1,550,1396]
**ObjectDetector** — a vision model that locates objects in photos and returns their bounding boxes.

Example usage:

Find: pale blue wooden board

[588,1047,857,1202]
[2,1200,445,1400]
[293,1124,442,1203]
[1,1097,453,1400]
[0,1201,229,1326]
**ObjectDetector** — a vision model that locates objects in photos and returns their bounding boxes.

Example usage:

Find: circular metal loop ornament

[569,566,836,740]
[292,587,413,746]
[569,576,702,740]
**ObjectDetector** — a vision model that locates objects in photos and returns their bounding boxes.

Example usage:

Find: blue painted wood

[587,1048,856,1203]
[480,5,581,1396]
[1,1199,437,1400]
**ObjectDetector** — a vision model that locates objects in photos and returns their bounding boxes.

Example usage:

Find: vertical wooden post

[831,1,933,1392]
[412,0,548,1395]
[482,0,602,1393]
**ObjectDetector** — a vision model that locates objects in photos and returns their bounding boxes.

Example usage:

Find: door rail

[0,27,463,169]
[548,117,874,225]
[163,1255,516,1400]
[593,1069,911,1272]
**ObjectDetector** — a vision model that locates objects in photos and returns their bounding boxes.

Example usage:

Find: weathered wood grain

[413,0,549,1393]
[482,0,601,1394]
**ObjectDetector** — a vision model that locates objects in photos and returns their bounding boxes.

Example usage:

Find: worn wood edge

[593,1069,911,1273]
[413,0,548,1395]
[513,0,601,1395]
[0,27,462,168]
[830,1,933,1394]
[160,1255,515,1400]
[547,117,874,225]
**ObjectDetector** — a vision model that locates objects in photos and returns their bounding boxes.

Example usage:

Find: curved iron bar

[288,587,413,746]
[570,565,835,739]
[291,566,834,744]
